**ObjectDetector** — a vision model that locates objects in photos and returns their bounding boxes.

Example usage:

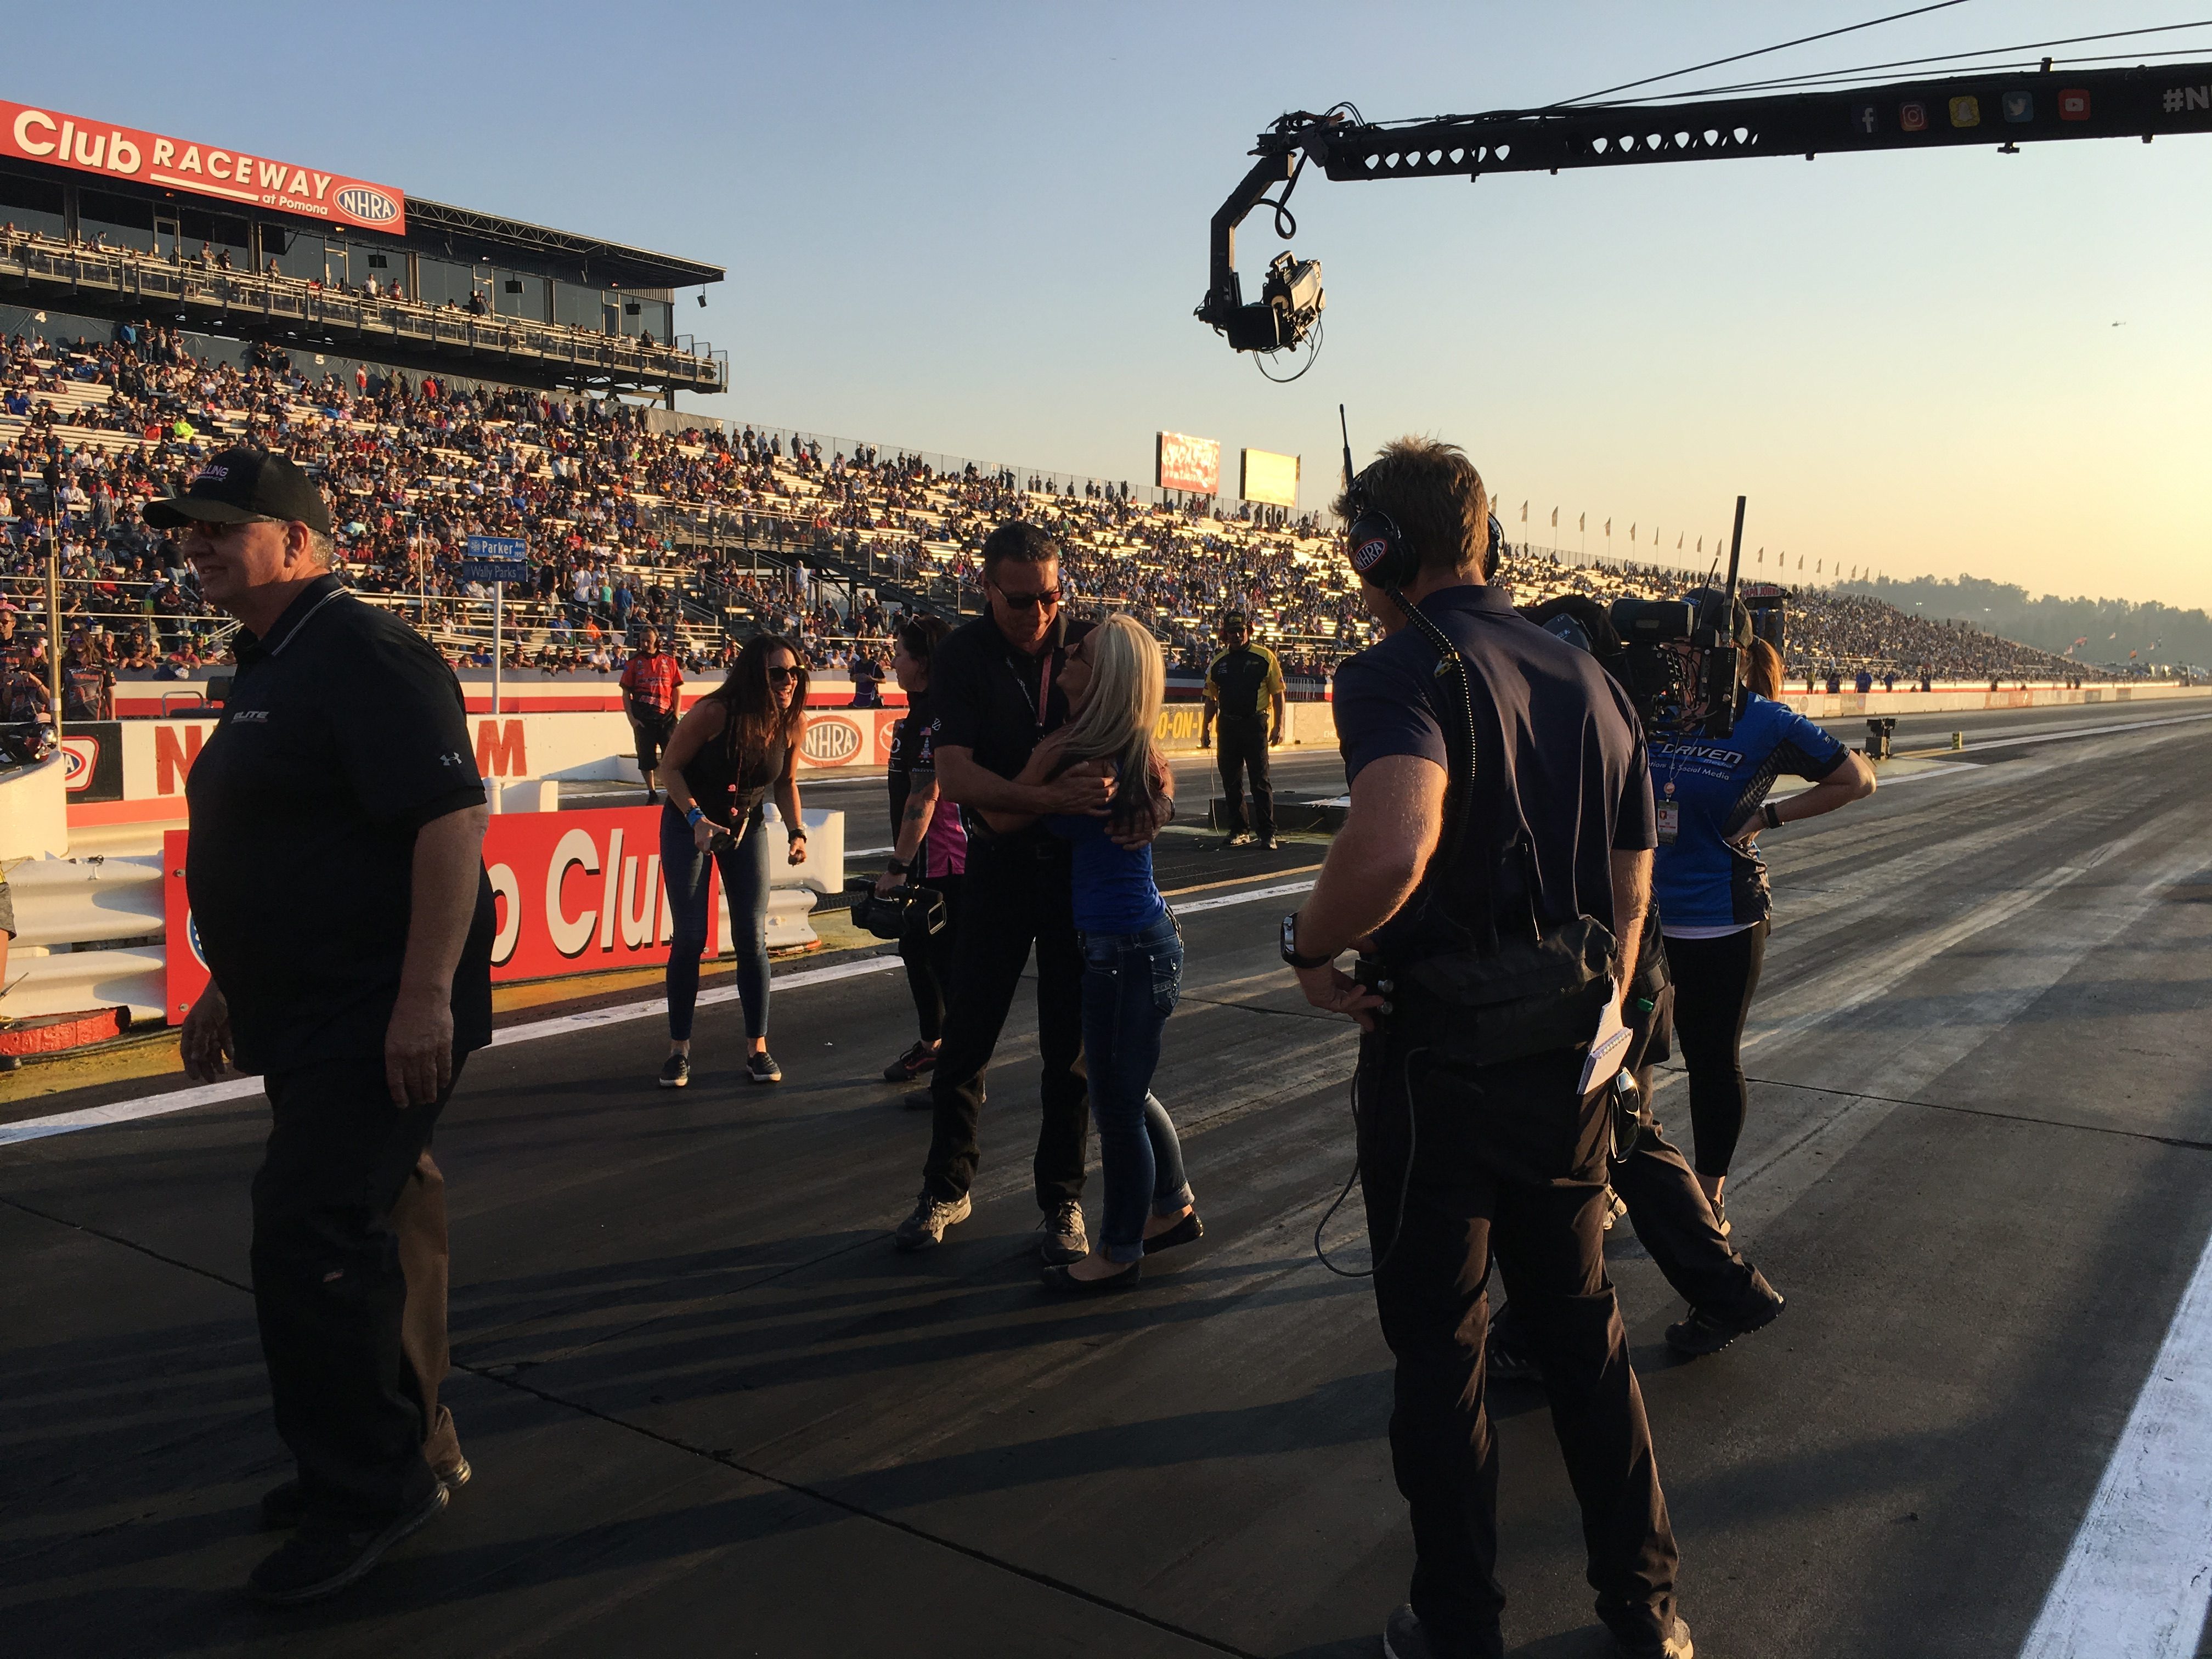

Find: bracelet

[885,857,908,873]
[1762,802,1784,831]
[685,806,704,827]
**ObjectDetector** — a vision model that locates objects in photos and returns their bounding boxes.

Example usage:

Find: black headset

[1339,407,1503,595]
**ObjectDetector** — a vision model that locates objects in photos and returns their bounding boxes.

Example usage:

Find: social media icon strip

[2059,88,2090,121]
[1853,103,1879,137]
[1901,101,1929,132]
[1950,95,1980,128]
[2002,91,2033,123]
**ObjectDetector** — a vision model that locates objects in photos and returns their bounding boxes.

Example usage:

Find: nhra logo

[1351,536,1391,575]
[185,910,208,971]
[335,185,399,224]
[60,736,98,790]
[800,715,862,766]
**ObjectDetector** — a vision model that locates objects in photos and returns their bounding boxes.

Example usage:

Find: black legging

[1661,919,1769,1180]
[901,873,964,1044]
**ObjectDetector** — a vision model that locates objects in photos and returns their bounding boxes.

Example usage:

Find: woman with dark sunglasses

[656,635,811,1088]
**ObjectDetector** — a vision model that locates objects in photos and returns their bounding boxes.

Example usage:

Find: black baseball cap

[143,448,332,535]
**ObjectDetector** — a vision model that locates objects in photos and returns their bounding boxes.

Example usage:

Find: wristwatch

[1282,912,1333,970]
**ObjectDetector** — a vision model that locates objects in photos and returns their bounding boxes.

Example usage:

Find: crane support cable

[1554,0,1976,108]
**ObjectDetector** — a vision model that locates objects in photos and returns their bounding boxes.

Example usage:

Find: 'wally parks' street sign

[459,535,528,584]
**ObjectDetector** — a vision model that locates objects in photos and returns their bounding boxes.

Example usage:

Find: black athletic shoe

[1036,1201,1088,1265]
[261,1457,470,1531]
[1259,835,1282,850]
[900,1087,935,1111]
[883,1041,939,1083]
[1666,1278,1785,1357]
[894,1189,971,1250]
[248,1486,446,1604]
[744,1051,782,1085]
[657,1053,691,1089]
[1142,1212,1203,1255]
[1384,1603,1502,1659]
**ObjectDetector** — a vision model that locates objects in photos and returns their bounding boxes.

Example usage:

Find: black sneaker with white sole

[1383,1602,1503,1659]
[744,1051,782,1084]
[1036,1200,1088,1265]
[657,1053,691,1089]
[248,1485,447,1604]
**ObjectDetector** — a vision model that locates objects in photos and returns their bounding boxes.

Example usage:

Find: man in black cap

[159,448,494,1605]
[1200,611,1285,849]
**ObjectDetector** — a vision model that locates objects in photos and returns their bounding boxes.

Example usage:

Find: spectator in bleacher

[618,625,683,803]
[59,639,114,721]
[653,633,810,1090]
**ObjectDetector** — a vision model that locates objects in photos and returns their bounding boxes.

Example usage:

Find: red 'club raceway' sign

[3,100,406,235]
[161,807,744,1021]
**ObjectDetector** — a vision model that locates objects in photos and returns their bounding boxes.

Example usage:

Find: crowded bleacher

[0,325,2126,699]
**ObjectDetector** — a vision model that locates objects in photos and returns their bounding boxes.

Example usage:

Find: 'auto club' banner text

[161,808,764,1020]
[3,100,407,235]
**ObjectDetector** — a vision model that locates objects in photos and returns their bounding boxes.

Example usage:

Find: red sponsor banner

[162,808,724,1022]
[1156,430,1221,495]
[3,100,406,235]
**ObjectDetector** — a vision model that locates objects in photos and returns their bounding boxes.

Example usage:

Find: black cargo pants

[1356,1014,1678,1657]
[1214,713,1274,840]
[251,1055,466,1527]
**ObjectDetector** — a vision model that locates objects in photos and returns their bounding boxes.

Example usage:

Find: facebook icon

[1853,103,1879,136]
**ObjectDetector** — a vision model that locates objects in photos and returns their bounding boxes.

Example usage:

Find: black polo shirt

[926,608,1097,784]
[185,574,495,1075]
[1334,583,1654,964]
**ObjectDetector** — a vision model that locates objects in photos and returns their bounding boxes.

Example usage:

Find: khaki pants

[393,1149,463,1476]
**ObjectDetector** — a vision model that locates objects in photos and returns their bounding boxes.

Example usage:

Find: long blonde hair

[1056,613,1165,822]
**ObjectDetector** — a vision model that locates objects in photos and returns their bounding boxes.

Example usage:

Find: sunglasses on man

[992,585,1062,612]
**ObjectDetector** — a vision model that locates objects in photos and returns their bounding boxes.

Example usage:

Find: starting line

[0,874,1317,1149]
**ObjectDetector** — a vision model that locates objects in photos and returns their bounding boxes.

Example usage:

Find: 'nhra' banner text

[4,100,406,235]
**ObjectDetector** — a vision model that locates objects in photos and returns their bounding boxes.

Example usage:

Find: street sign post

[461,535,528,721]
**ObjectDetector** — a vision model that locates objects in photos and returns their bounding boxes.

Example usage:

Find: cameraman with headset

[1286,436,1689,1659]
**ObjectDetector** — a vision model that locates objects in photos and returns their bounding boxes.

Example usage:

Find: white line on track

[0,873,1315,1149]
[2019,1221,2212,1658]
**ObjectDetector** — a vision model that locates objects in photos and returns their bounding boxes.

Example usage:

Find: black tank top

[679,703,788,832]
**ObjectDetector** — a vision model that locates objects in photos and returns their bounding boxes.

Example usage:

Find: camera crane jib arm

[1200,60,2212,352]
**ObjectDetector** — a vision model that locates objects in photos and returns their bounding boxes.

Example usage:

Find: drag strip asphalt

[4,696,2210,1657]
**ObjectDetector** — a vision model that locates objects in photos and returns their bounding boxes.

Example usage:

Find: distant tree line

[1839,574,2212,671]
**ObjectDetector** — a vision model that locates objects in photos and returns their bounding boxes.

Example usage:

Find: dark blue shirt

[1649,692,1848,929]
[1045,811,1166,934]
[1334,583,1654,963]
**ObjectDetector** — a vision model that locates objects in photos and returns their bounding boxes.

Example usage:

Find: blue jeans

[1080,911,1192,1262]
[661,805,771,1042]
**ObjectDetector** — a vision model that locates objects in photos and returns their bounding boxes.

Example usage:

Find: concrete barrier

[0,753,70,861]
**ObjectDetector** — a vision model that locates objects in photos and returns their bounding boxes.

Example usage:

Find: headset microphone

[1339,404,1504,597]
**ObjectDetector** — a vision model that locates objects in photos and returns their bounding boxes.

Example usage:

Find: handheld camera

[1606,495,1751,740]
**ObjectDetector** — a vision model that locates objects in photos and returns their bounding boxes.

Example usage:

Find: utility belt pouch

[1398,915,1618,1068]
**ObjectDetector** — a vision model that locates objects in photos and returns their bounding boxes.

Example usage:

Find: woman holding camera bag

[878,616,968,1090]
[654,635,810,1090]
[1651,598,1875,1236]
[982,613,1199,1294]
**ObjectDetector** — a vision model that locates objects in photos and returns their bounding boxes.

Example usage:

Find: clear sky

[17,2,2212,607]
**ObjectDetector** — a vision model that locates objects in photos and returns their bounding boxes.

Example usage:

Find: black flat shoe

[1039,1261,1142,1295]
[1142,1213,1204,1255]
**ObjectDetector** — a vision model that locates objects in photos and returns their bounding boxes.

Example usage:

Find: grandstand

[1,327,2129,696]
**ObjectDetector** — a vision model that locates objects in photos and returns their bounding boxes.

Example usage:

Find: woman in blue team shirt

[1651,625,1875,1237]
[984,613,1200,1294]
